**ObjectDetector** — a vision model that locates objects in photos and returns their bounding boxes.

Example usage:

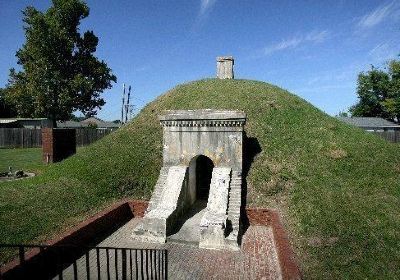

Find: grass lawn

[0,79,399,278]
[0,148,44,174]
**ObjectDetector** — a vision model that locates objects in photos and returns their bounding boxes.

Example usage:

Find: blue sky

[1,0,399,121]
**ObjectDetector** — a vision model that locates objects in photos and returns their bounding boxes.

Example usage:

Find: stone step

[228,204,240,210]
[228,206,240,212]
[228,201,241,207]
[228,207,240,213]
[230,213,240,219]
[228,209,240,215]
[229,185,241,189]
[228,200,240,205]
[228,200,240,206]
[224,170,242,248]
[227,210,239,215]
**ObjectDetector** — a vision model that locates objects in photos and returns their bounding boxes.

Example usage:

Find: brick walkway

[57,218,282,280]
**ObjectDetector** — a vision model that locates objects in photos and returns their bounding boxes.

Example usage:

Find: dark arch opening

[195,155,214,200]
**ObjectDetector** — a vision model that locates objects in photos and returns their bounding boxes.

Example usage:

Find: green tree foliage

[337,111,349,117]
[350,59,400,122]
[4,0,116,126]
[0,88,16,118]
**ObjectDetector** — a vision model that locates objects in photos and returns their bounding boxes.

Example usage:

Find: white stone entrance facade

[132,110,246,250]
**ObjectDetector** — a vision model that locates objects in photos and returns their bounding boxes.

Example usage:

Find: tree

[4,0,116,127]
[337,111,349,117]
[350,59,400,122]
[0,88,16,118]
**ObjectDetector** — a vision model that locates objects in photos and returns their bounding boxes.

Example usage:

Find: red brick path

[90,219,283,280]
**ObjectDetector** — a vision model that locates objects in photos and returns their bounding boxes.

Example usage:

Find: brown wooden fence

[0,128,117,148]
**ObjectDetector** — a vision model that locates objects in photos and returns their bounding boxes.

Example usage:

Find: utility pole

[125,85,131,123]
[121,83,126,124]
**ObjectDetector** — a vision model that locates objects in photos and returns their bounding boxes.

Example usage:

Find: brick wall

[42,128,76,163]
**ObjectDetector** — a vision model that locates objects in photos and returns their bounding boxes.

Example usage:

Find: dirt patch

[308,236,339,247]
[327,148,347,159]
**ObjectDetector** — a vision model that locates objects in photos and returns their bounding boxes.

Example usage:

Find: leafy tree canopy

[0,88,17,118]
[350,58,400,122]
[4,0,116,126]
[336,111,349,117]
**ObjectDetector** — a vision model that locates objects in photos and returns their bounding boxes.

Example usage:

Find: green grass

[1,79,400,278]
[0,148,44,174]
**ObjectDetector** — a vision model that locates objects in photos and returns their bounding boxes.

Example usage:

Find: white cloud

[357,1,397,28]
[192,0,218,31]
[264,37,302,55]
[369,43,390,55]
[368,42,399,62]
[307,69,357,86]
[264,30,330,55]
[200,0,217,16]
[305,30,330,43]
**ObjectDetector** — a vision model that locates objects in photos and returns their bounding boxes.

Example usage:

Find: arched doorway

[186,155,215,207]
[195,155,214,200]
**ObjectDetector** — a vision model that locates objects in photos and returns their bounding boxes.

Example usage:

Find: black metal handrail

[0,244,167,280]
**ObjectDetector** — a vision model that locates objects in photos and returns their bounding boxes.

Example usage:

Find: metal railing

[0,244,167,280]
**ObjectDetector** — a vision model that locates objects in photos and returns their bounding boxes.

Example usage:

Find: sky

[1,0,399,121]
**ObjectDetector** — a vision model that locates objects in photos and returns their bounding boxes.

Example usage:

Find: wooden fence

[0,128,117,148]
[371,130,400,143]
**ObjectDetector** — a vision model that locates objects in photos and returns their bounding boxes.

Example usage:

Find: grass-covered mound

[1,79,400,278]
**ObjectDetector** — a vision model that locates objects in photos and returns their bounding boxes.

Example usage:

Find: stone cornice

[160,119,245,128]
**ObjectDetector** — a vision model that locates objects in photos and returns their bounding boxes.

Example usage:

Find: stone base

[131,231,166,244]
[199,222,240,251]
[225,236,241,251]
[132,216,167,244]
[199,224,226,250]
[132,166,188,243]
[198,167,240,250]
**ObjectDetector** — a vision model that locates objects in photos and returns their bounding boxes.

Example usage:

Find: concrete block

[132,166,188,243]
[217,56,234,79]
[199,167,233,250]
